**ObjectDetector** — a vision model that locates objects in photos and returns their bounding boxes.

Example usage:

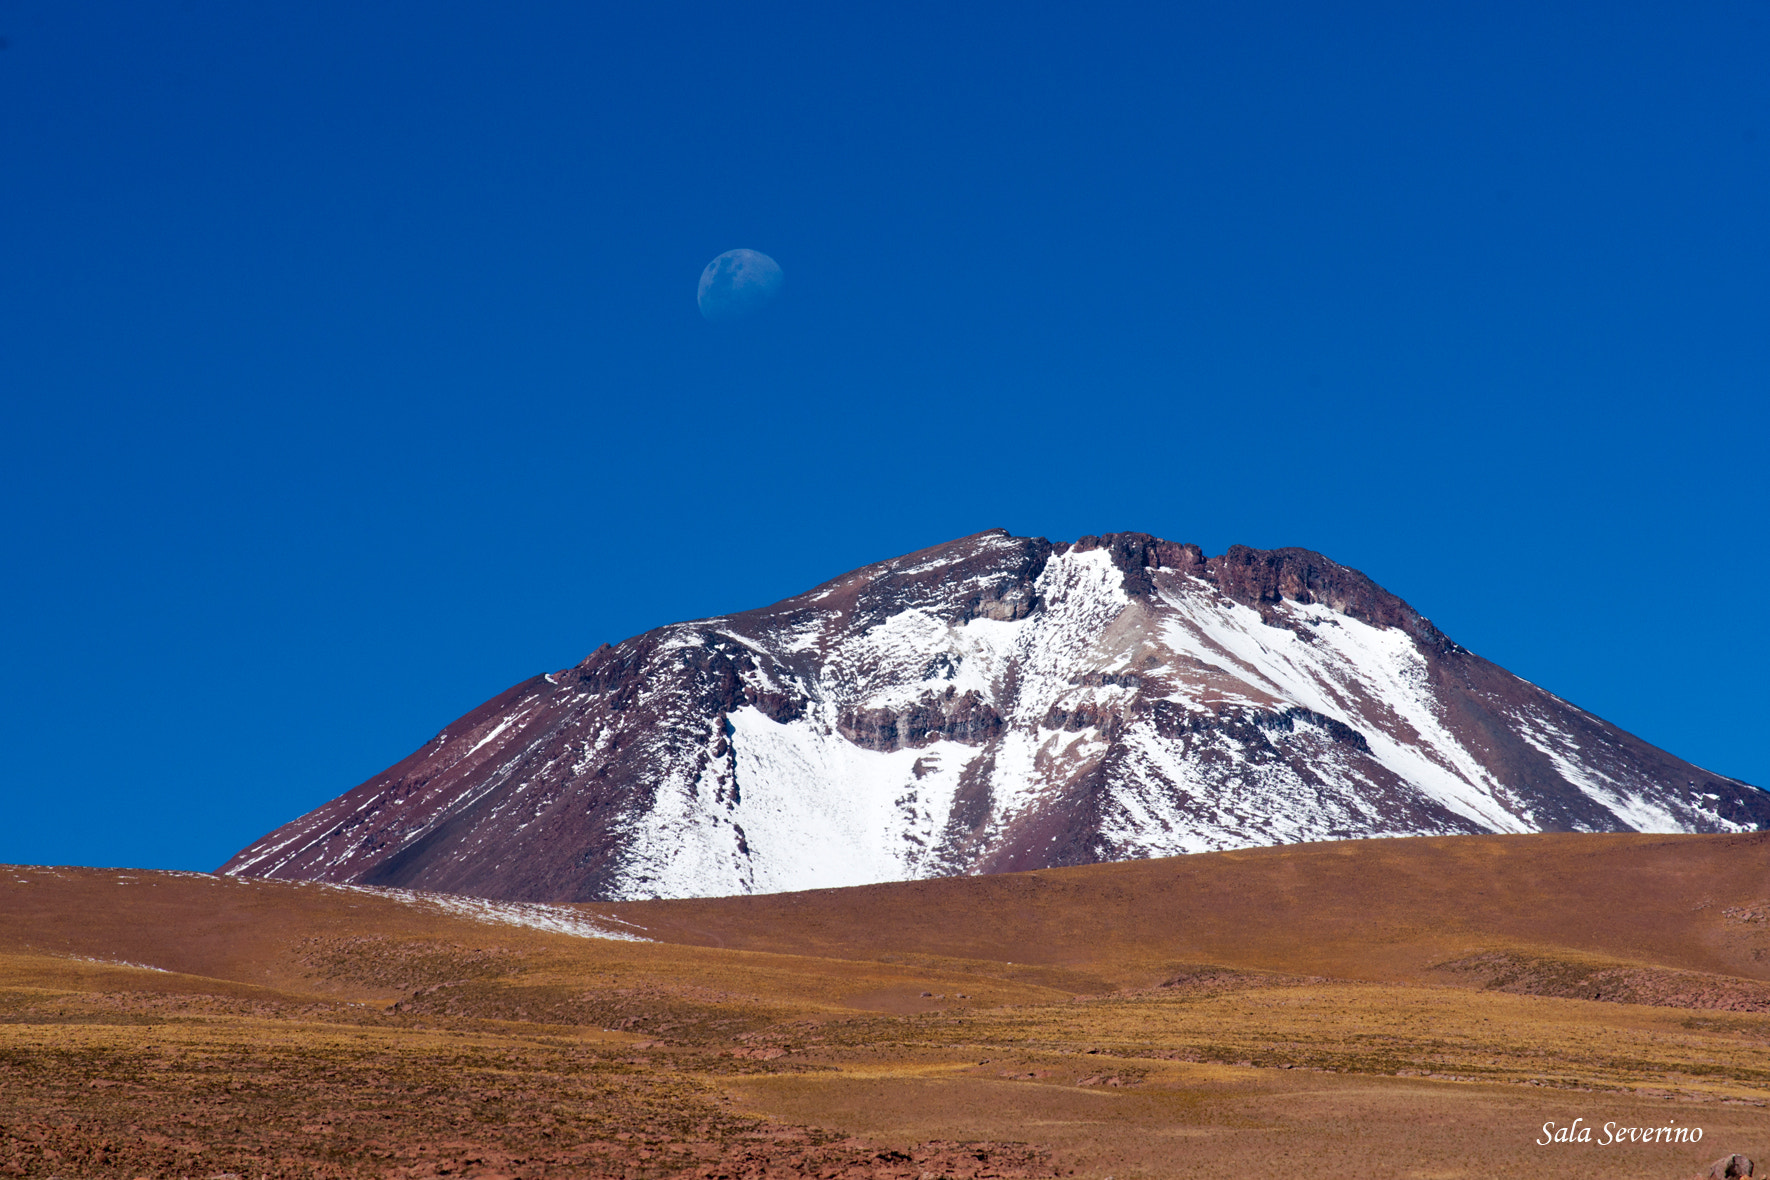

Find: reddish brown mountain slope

[222,530,1769,901]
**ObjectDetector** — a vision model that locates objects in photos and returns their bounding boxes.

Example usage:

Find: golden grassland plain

[1,833,1767,1179]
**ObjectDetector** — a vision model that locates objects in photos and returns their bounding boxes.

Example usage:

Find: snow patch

[326,884,648,941]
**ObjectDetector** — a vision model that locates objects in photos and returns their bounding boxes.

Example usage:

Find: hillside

[5,833,1769,1178]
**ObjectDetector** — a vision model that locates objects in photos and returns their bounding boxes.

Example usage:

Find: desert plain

[2,832,1767,1179]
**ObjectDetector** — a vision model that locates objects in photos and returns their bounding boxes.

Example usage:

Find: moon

[697,249,783,322]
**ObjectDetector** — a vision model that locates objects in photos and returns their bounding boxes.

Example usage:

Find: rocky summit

[223,530,1770,900]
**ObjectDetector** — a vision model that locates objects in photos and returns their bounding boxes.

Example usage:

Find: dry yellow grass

[3,834,1768,1178]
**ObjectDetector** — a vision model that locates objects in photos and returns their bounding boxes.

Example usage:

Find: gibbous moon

[697,249,783,322]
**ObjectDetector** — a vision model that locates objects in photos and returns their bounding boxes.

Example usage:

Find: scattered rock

[1435,950,1770,1013]
[726,1046,788,1060]
[1704,1155,1754,1180]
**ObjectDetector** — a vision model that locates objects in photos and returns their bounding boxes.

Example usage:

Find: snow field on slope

[1155,584,1531,833]
[383,889,650,941]
[1102,718,1419,855]
[605,548,1131,898]
[971,549,1131,828]
[612,703,987,898]
[1511,706,1747,833]
[316,882,649,941]
[721,705,983,893]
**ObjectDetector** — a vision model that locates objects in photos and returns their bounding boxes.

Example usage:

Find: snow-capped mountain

[223,530,1769,901]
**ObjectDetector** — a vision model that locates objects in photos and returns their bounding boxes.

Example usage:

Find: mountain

[222,530,1769,901]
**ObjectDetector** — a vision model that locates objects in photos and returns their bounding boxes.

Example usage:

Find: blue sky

[2,2,1766,871]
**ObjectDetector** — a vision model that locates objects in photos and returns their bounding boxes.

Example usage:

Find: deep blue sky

[3,2,1766,871]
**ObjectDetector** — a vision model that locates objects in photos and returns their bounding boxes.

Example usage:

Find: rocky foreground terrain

[224,530,1769,901]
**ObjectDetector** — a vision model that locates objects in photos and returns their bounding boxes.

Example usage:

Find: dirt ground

[2,833,1767,1178]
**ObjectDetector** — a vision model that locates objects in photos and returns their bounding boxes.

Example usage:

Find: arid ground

[3,833,1767,1179]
